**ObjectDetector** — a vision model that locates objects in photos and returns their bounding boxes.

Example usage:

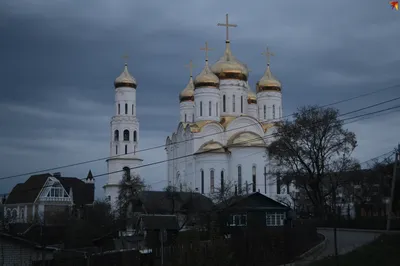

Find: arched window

[115,145,118,155]
[114,130,119,141]
[252,165,257,192]
[123,130,130,141]
[185,114,187,122]
[125,145,128,154]
[118,104,120,115]
[241,95,243,113]
[209,101,212,116]
[210,170,215,193]
[264,105,266,120]
[201,170,204,194]
[238,165,242,194]
[192,114,194,122]
[200,101,203,116]
[132,104,134,115]
[220,171,225,194]
[133,131,137,142]
[273,105,276,119]
[216,102,219,116]
[223,95,226,112]
[125,103,128,114]
[123,166,130,177]
[232,95,236,112]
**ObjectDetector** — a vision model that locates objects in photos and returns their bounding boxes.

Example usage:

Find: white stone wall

[247,103,258,119]
[180,101,194,123]
[219,79,248,117]
[257,91,283,122]
[105,84,143,210]
[194,87,220,122]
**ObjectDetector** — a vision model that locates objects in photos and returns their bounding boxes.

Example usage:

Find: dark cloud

[1,0,399,198]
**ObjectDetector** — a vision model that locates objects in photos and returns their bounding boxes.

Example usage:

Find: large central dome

[211,41,248,81]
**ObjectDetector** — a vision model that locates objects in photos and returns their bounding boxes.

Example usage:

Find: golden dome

[247,90,257,104]
[179,76,194,102]
[114,63,137,89]
[194,61,219,89]
[211,41,248,81]
[257,64,281,93]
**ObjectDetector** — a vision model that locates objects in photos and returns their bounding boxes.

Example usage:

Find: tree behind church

[268,105,358,217]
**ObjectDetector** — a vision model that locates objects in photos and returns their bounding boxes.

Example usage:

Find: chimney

[53,172,61,178]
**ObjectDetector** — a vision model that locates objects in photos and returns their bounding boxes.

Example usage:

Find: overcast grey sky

[1,0,399,199]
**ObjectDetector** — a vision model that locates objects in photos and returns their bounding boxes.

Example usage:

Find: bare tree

[268,105,357,217]
[117,169,147,230]
[210,180,237,208]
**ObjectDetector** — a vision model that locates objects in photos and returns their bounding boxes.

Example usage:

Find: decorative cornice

[115,82,137,89]
[111,116,139,123]
[257,86,281,93]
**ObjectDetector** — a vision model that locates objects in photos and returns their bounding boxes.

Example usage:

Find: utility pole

[386,144,400,231]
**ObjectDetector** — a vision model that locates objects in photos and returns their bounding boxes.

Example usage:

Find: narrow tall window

[133,131,137,142]
[216,103,219,116]
[238,165,242,194]
[210,170,215,193]
[115,145,118,155]
[192,114,194,122]
[118,104,120,114]
[200,101,203,116]
[185,114,187,122]
[201,170,204,194]
[264,166,267,194]
[232,95,236,112]
[252,165,257,193]
[125,103,128,114]
[221,171,225,194]
[123,130,129,141]
[132,104,134,115]
[125,145,127,154]
[273,105,276,119]
[241,95,243,113]
[223,95,226,112]
[209,101,212,116]
[264,105,266,120]
[114,130,119,141]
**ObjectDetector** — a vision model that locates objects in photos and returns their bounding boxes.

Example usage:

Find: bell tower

[104,58,143,210]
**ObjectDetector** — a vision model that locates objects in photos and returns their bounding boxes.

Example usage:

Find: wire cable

[1,84,399,181]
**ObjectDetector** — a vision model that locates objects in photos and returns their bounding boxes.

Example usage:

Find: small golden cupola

[247,90,257,104]
[256,47,281,93]
[179,60,195,102]
[194,42,219,89]
[211,14,248,81]
[114,63,137,89]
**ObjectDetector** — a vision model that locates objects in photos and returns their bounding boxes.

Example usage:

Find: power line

[1,85,399,181]
[90,104,400,180]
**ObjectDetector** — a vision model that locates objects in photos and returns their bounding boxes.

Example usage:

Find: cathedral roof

[194,60,219,89]
[179,76,195,102]
[227,131,266,147]
[195,141,227,154]
[256,63,281,93]
[247,90,257,104]
[114,63,137,89]
[211,41,249,82]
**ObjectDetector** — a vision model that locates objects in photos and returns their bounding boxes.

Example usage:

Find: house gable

[5,174,51,204]
[36,176,72,204]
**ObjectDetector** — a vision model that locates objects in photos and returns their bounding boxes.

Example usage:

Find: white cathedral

[104,14,292,207]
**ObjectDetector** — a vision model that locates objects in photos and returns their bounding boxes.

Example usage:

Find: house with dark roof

[3,171,95,224]
[217,192,290,234]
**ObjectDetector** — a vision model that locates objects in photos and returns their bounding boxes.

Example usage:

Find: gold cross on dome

[200,42,213,61]
[185,60,196,77]
[217,13,237,41]
[122,54,129,64]
[262,47,274,65]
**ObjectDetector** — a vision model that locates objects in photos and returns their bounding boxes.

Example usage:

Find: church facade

[166,15,290,202]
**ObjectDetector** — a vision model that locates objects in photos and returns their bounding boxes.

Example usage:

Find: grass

[309,233,400,266]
